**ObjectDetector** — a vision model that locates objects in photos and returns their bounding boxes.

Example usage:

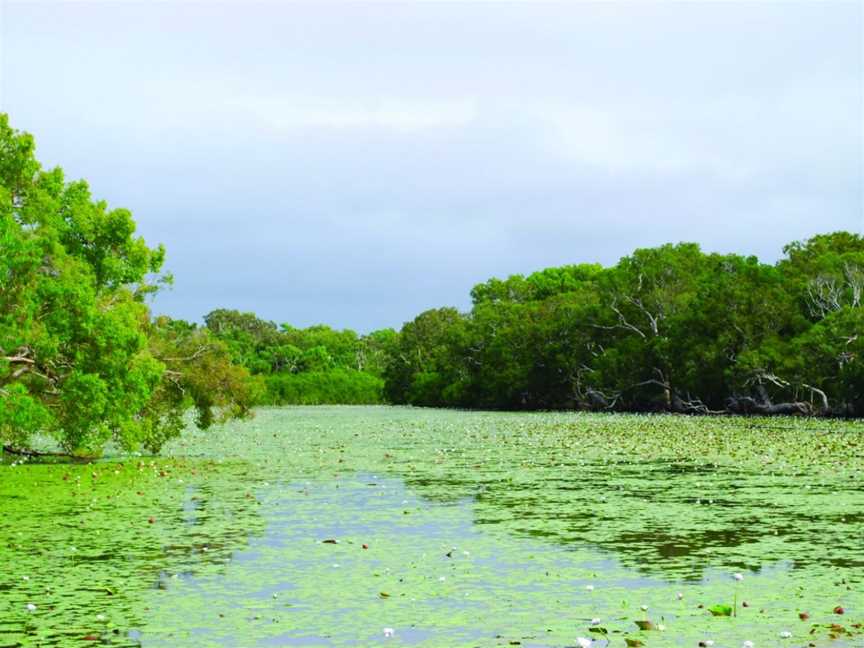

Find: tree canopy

[384,233,864,416]
[0,115,254,455]
[202,308,396,405]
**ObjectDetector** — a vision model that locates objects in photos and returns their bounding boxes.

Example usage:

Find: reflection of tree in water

[0,460,265,647]
[401,460,864,583]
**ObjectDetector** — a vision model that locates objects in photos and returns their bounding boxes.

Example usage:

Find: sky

[1,1,862,332]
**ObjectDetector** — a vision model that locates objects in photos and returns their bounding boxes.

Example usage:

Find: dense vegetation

[0,115,255,456]
[202,309,396,405]
[385,234,864,416]
[1,115,861,457]
[195,235,864,418]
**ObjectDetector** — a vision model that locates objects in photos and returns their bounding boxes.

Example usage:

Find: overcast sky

[1,2,862,332]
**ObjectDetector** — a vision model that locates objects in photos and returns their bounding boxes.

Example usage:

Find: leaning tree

[0,114,254,456]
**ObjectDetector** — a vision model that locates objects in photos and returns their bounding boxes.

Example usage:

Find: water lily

[657,624,666,631]
[96,614,106,622]
[383,627,395,638]
[26,603,36,612]
[640,605,648,611]
[732,573,744,616]
[742,641,754,648]
[585,584,595,592]
[676,591,683,600]
[779,631,792,639]
[576,637,592,648]
[590,618,601,626]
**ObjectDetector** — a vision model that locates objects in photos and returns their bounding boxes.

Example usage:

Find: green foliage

[263,368,384,405]
[382,307,466,406]
[203,309,393,406]
[385,233,864,416]
[0,114,251,455]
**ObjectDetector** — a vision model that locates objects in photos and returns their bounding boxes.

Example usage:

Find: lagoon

[1,407,861,647]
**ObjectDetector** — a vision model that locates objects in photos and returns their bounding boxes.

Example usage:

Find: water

[1,407,861,646]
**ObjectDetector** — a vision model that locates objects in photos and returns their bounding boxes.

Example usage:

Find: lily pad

[708,604,733,617]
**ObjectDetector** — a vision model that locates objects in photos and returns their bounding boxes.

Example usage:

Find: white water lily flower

[96,614,106,622]
[779,631,792,639]
[702,641,714,647]
[733,572,744,582]
[26,603,36,612]
[383,627,395,638]
[585,584,594,591]
[657,624,666,631]
[742,641,755,648]
[22,576,29,581]
[676,591,683,600]
[640,604,648,611]
[590,618,601,626]
[576,637,592,648]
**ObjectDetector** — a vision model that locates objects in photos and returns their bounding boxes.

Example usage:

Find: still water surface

[1,407,861,647]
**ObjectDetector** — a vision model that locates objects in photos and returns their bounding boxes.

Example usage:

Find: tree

[779,232,864,321]
[0,114,251,455]
[383,308,467,405]
[382,234,863,416]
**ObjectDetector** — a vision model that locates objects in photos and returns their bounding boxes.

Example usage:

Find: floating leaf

[708,604,733,617]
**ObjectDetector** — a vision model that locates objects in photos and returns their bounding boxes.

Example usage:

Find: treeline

[384,234,863,416]
[200,232,863,419]
[2,114,862,459]
[201,309,396,405]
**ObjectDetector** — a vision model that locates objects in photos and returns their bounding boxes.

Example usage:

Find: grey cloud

[2,1,861,331]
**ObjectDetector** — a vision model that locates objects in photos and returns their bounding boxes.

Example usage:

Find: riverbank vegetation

[0,115,255,456]
[1,115,862,457]
[202,309,395,405]
[385,232,863,416]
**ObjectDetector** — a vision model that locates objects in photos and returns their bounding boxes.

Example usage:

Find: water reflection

[1,407,861,648]
[0,460,265,647]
